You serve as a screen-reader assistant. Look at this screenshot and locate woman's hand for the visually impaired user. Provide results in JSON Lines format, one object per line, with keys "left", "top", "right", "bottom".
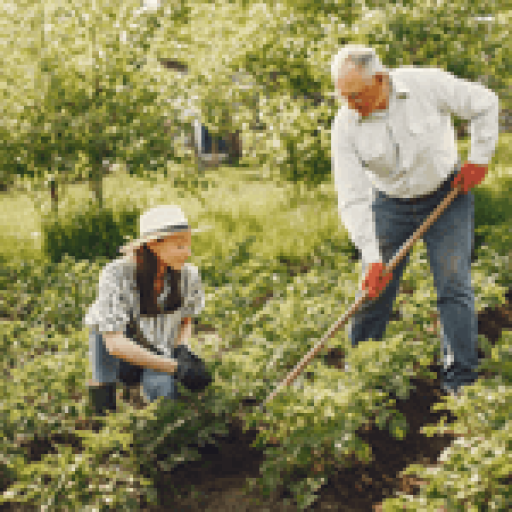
{"left": 176, "top": 317, "right": 193, "bottom": 347}
{"left": 168, "top": 358, "right": 179, "bottom": 374}
{"left": 167, "top": 318, "right": 193, "bottom": 374}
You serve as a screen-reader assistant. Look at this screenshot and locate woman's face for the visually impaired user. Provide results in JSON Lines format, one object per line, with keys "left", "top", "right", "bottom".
{"left": 147, "top": 230, "right": 192, "bottom": 272}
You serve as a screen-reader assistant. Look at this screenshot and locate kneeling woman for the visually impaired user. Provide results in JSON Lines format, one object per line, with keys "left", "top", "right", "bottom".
{"left": 84, "top": 205, "right": 206, "bottom": 416}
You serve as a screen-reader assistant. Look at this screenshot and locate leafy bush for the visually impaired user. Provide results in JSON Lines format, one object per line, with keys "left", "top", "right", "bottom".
{"left": 39, "top": 197, "right": 141, "bottom": 265}
{"left": 1, "top": 148, "right": 510, "bottom": 511}
{"left": 382, "top": 331, "right": 512, "bottom": 511}
{"left": 241, "top": 94, "right": 333, "bottom": 186}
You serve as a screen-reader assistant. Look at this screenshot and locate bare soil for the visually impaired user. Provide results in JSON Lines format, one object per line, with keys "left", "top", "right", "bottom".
{"left": 2, "top": 284, "right": 510, "bottom": 512}
{"left": 135, "top": 286, "right": 512, "bottom": 512}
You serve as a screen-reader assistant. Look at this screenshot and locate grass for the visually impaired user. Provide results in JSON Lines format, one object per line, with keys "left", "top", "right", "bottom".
{"left": 0, "top": 163, "right": 345, "bottom": 270}
{"left": 0, "top": 133, "right": 510, "bottom": 512}
{"left": 0, "top": 133, "right": 510, "bottom": 268}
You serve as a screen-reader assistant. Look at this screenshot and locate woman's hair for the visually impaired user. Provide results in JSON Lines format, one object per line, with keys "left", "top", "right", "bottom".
{"left": 331, "top": 44, "right": 387, "bottom": 94}
{"left": 133, "top": 242, "right": 183, "bottom": 316}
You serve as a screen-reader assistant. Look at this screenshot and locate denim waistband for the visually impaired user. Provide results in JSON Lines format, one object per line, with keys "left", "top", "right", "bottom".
{"left": 396, "top": 161, "right": 461, "bottom": 205}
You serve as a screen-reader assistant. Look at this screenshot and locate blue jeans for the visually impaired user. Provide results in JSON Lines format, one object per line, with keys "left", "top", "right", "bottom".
{"left": 348, "top": 161, "right": 479, "bottom": 393}
{"left": 88, "top": 327, "right": 179, "bottom": 403}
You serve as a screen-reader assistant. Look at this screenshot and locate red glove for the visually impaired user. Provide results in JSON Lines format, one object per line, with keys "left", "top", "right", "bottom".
{"left": 362, "top": 262, "right": 393, "bottom": 300}
{"left": 451, "top": 162, "right": 488, "bottom": 194}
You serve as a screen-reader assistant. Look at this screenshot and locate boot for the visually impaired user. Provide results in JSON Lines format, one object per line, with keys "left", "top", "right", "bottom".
{"left": 88, "top": 382, "right": 117, "bottom": 418}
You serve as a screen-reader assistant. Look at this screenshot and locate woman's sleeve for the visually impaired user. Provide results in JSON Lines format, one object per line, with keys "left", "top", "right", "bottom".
{"left": 87, "top": 262, "right": 131, "bottom": 333}
{"left": 181, "top": 265, "right": 205, "bottom": 317}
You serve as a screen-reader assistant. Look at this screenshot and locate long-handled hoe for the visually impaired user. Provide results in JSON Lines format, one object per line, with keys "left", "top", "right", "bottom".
{"left": 245, "top": 184, "right": 463, "bottom": 415}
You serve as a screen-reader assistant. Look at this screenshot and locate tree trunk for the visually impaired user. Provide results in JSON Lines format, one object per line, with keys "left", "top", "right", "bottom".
{"left": 192, "top": 126, "right": 205, "bottom": 175}
{"left": 212, "top": 138, "right": 219, "bottom": 167}
{"left": 50, "top": 177, "right": 58, "bottom": 214}
{"left": 228, "top": 130, "right": 241, "bottom": 164}
{"left": 89, "top": 164, "right": 104, "bottom": 211}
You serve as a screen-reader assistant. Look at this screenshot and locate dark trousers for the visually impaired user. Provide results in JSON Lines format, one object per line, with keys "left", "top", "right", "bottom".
{"left": 348, "top": 161, "right": 479, "bottom": 393}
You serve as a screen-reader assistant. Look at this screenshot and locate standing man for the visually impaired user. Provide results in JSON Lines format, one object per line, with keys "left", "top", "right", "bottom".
{"left": 330, "top": 44, "right": 499, "bottom": 396}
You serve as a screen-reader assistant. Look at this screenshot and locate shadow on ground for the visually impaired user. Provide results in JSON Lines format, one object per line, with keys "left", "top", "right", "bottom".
{"left": 135, "top": 287, "right": 511, "bottom": 512}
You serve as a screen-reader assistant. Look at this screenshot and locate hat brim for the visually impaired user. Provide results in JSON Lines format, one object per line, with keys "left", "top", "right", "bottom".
{"left": 118, "top": 226, "right": 211, "bottom": 255}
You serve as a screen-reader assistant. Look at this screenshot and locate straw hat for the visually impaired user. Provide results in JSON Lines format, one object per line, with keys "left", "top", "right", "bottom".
{"left": 118, "top": 205, "right": 207, "bottom": 255}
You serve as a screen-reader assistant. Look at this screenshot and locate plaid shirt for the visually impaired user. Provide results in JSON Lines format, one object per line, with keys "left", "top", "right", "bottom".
{"left": 84, "top": 256, "right": 205, "bottom": 357}
{"left": 331, "top": 65, "right": 499, "bottom": 264}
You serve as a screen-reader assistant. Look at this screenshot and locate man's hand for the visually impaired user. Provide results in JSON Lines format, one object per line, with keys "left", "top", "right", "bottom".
{"left": 362, "top": 261, "right": 393, "bottom": 300}
{"left": 451, "top": 162, "right": 488, "bottom": 194}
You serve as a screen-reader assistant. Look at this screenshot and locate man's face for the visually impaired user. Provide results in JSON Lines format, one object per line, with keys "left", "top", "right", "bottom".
{"left": 336, "top": 66, "right": 389, "bottom": 118}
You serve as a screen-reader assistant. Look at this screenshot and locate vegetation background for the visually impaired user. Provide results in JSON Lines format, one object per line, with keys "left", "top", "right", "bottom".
{"left": 0, "top": 0, "right": 510, "bottom": 510}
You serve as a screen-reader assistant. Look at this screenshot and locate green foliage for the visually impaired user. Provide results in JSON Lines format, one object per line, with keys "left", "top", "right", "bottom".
{"left": 241, "top": 94, "right": 333, "bottom": 185}
{"left": 0, "top": 0, "right": 510, "bottom": 508}
{"left": 474, "top": 185, "right": 512, "bottom": 231}
{"left": 1, "top": 162, "right": 511, "bottom": 509}
{"left": 1, "top": 0, "right": 509, "bottom": 195}
{"left": 39, "top": 197, "right": 141, "bottom": 264}
{"left": 2, "top": 430, "right": 157, "bottom": 511}
{"left": 0, "top": 0, "right": 192, "bottom": 203}
{"left": 382, "top": 330, "right": 512, "bottom": 511}
{"left": 0, "top": 254, "right": 108, "bottom": 334}
{"left": 161, "top": 0, "right": 510, "bottom": 186}
{"left": 360, "top": 0, "right": 509, "bottom": 103}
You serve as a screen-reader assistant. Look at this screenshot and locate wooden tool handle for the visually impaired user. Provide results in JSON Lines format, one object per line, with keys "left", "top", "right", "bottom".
{"left": 260, "top": 184, "right": 462, "bottom": 408}
{"left": 383, "top": 186, "right": 461, "bottom": 276}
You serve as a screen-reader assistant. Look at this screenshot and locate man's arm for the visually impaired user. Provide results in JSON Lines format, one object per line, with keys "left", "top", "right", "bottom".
{"left": 331, "top": 114, "right": 382, "bottom": 264}
{"left": 428, "top": 68, "right": 500, "bottom": 166}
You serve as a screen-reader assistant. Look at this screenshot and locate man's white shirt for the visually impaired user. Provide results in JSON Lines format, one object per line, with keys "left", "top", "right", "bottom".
{"left": 330, "top": 66, "right": 499, "bottom": 264}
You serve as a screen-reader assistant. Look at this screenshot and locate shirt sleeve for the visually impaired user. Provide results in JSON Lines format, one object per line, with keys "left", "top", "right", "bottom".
{"left": 428, "top": 68, "right": 500, "bottom": 165}
{"left": 331, "top": 114, "right": 382, "bottom": 264}
{"left": 85, "top": 262, "right": 131, "bottom": 334}
{"left": 181, "top": 264, "right": 205, "bottom": 317}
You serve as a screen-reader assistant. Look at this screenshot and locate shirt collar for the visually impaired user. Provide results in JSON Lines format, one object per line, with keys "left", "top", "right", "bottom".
{"left": 355, "top": 71, "right": 410, "bottom": 124}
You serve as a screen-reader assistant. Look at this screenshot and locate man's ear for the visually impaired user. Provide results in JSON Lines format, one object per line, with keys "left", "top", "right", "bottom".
{"left": 375, "top": 72, "right": 385, "bottom": 84}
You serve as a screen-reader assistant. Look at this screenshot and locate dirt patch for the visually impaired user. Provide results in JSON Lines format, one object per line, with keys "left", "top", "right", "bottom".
{"left": 477, "top": 286, "right": 512, "bottom": 343}
{"left": 132, "top": 363, "right": 464, "bottom": 512}
{"left": 3, "top": 281, "right": 510, "bottom": 512}
{"left": 134, "top": 287, "right": 510, "bottom": 512}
